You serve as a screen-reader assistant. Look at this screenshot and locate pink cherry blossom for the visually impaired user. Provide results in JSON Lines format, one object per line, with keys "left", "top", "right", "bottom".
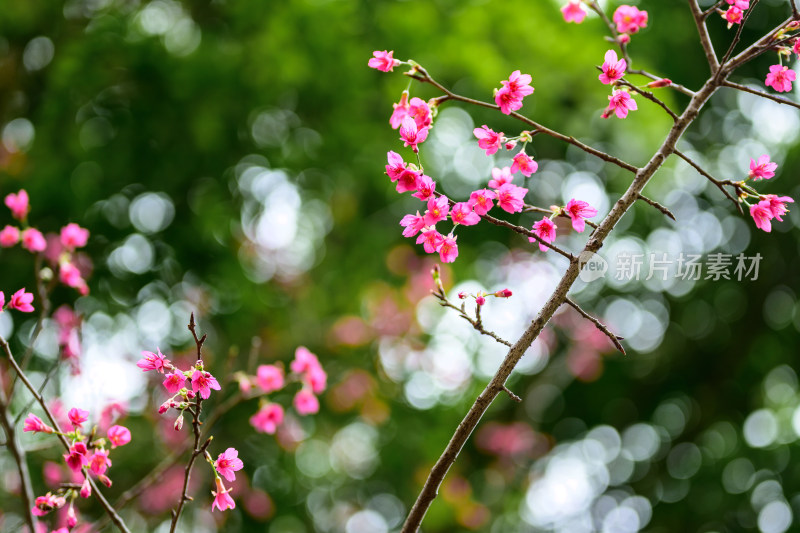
{"left": 502, "top": 70, "right": 535, "bottom": 97}
{"left": 291, "top": 346, "right": 320, "bottom": 374}
{"left": 0, "top": 225, "right": 19, "bottom": 247}
{"left": 565, "top": 199, "right": 598, "bottom": 232}
{"left": 23, "top": 413, "right": 54, "bottom": 433}
{"left": 68, "top": 407, "right": 89, "bottom": 429}
{"left": 368, "top": 50, "right": 400, "bottom": 72}
{"left": 411, "top": 174, "right": 436, "bottom": 201}
{"left": 137, "top": 348, "right": 170, "bottom": 373}
{"left": 496, "top": 183, "right": 528, "bottom": 213}
{"left": 613, "top": 5, "right": 648, "bottom": 34}
{"left": 561, "top": 0, "right": 587, "bottom": 23}
{"left": 438, "top": 234, "right": 459, "bottom": 263}
{"left": 726, "top": 0, "right": 750, "bottom": 7}
{"left": 256, "top": 364, "right": 284, "bottom": 393}
{"left": 511, "top": 151, "right": 538, "bottom": 176}
{"left": 306, "top": 365, "right": 327, "bottom": 394}
{"left": 602, "top": 90, "right": 638, "bottom": 119}
{"left": 63, "top": 441, "right": 90, "bottom": 472}
{"left": 8, "top": 288, "right": 34, "bottom": 312}
{"left": 191, "top": 370, "right": 221, "bottom": 399}
{"left": 763, "top": 194, "right": 794, "bottom": 222}
{"left": 212, "top": 477, "right": 236, "bottom": 512}
{"left": 473, "top": 125, "right": 504, "bottom": 155}
{"left": 794, "top": 37, "right": 800, "bottom": 56}
{"left": 294, "top": 389, "right": 320, "bottom": 415}
{"left": 395, "top": 168, "right": 420, "bottom": 194}
{"left": 32, "top": 493, "right": 66, "bottom": 516}
{"left": 162, "top": 372, "right": 187, "bottom": 394}
{"left": 90, "top": 449, "right": 111, "bottom": 476}
{"left": 416, "top": 228, "right": 445, "bottom": 254}
{"left": 599, "top": 50, "right": 627, "bottom": 85}
{"left": 476, "top": 295, "right": 486, "bottom": 306}
{"left": 749, "top": 154, "right": 778, "bottom": 180}
{"left": 21, "top": 227, "right": 46, "bottom": 253}
{"left": 60, "top": 223, "right": 89, "bottom": 249}
{"left": 468, "top": 189, "right": 496, "bottom": 216}
{"left": 59, "top": 261, "right": 88, "bottom": 293}
{"left": 250, "top": 403, "right": 284, "bottom": 434}
{"left": 423, "top": 196, "right": 450, "bottom": 226}
{"left": 215, "top": 448, "right": 244, "bottom": 482}
{"left": 399, "top": 116, "right": 429, "bottom": 153}
{"left": 67, "top": 504, "right": 78, "bottom": 528}
{"left": 385, "top": 151, "right": 407, "bottom": 181}
{"left": 450, "top": 202, "right": 481, "bottom": 226}
{"left": 766, "top": 64, "right": 796, "bottom": 92}
{"left": 495, "top": 288, "right": 513, "bottom": 298}
{"left": 80, "top": 477, "right": 91, "bottom": 498}
{"left": 107, "top": 425, "right": 131, "bottom": 448}
{"left": 489, "top": 167, "right": 513, "bottom": 189}
{"left": 750, "top": 200, "right": 774, "bottom": 232}
{"left": 723, "top": 7, "right": 743, "bottom": 25}
{"left": 4, "top": 189, "right": 29, "bottom": 220}
{"left": 390, "top": 92, "right": 410, "bottom": 129}
{"left": 495, "top": 87, "right": 523, "bottom": 115}
{"left": 409, "top": 97, "right": 432, "bottom": 130}
{"left": 400, "top": 212, "right": 426, "bottom": 237}
{"left": 531, "top": 217, "right": 557, "bottom": 252}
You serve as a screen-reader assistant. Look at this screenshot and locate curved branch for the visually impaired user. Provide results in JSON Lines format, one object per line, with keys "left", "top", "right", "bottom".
{"left": 719, "top": 0, "right": 761, "bottom": 69}
{"left": 722, "top": 80, "right": 800, "bottom": 111}
{"left": 637, "top": 193, "right": 677, "bottom": 221}
{"left": 564, "top": 297, "right": 625, "bottom": 355}
{"left": 673, "top": 149, "right": 743, "bottom": 214}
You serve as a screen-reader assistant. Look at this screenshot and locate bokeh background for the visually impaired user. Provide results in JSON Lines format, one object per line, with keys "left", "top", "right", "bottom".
{"left": 1, "top": 0, "right": 800, "bottom": 532}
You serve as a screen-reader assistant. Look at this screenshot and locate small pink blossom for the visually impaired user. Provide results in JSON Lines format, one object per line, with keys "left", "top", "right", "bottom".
{"left": 613, "top": 5, "right": 648, "bottom": 34}
{"left": 291, "top": 346, "right": 320, "bottom": 374}
{"left": 511, "top": 151, "right": 538, "bottom": 176}
{"left": 438, "top": 234, "right": 459, "bottom": 263}
{"left": 495, "top": 288, "right": 513, "bottom": 298}
{"left": 395, "top": 168, "right": 420, "bottom": 194}
{"left": 107, "top": 425, "right": 131, "bottom": 448}
{"left": 0, "top": 225, "right": 19, "bottom": 247}
{"left": 561, "top": 0, "right": 587, "bottom": 23}
{"left": 726, "top": 0, "right": 750, "bottom": 7}
{"left": 21, "top": 227, "right": 46, "bottom": 253}
{"left": 473, "top": 125, "right": 504, "bottom": 155}
{"left": 476, "top": 295, "right": 486, "bottom": 306}
{"left": 23, "top": 413, "right": 54, "bottom": 433}
{"left": 8, "top": 288, "right": 34, "bottom": 312}
{"left": 495, "top": 87, "right": 523, "bottom": 115}
{"left": 411, "top": 174, "right": 436, "bottom": 201}
{"left": 450, "top": 202, "right": 481, "bottom": 226}
{"left": 60, "top": 223, "right": 89, "bottom": 250}
{"left": 32, "top": 493, "right": 66, "bottom": 516}
{"left": 63, "top": 441, "right": 89, "bottom": 472}
{"left": 565, "top": 199, "right": 598, "bottom": 232}
{"left": 191, "top": 370, "right": 221, "bottom": 399}
{"left": 400, "top": 212, "right": 426, "bottom": 237}
{"left": 502, "top": 70, "right": 535, "bottom": 97}
{"left": 59, "top": 261, "right": 88, "bottom": 293}
{"left": 409, "top": 97, "right": 432, "bottom": 130}
{"left": 211, "top": 477, "right": 236, "bottom": 512}
{"left": 68, "top": 407, "right": 89, "bottom": 429}
{"left": 602, "top": 90, "right": 638, "bottom": 119}
{"left": 399, "top": 116, "right": 429, "bottom": 153}
{"left": 294, "top": 389, "right": 320, "bottom": 415}
{"left": 250, "top": 403, "right": 284, "bottom": 434}
{"left": 215, "top": 448, "right": 244, "bottom": 482}
{"left": 531, "top": 217, "right": 557, "bottom": 252}
{"left": 416, "top": 228, "right": 445, "bottom": 254}
{"left": 496, "top": 183, "right": 528, "bottom": 213}
{"left": 385, "top": 151, "right": 407, "bottom": 181}
{"left": 4, "top": 189, "right": 29, "bottom": 220}
{"left": 723, "top": 7, "right": 743, "bottom": 26}
{"left": 763, "top": 194, "right": 794, "bottom": 222}
{"left": 389, "top": 92, "right": 410, "bottom": 129}
{"left": 599, "top": 50, "right": 627, "bottom": 85}
{"left": 90, "top": 449, "right": 111, "bottom": 476}
{"left": 256, "top": 364, "right": 284, "bottom": 393}
{"left": 750, "top": 200, "right": 774, "bottom": 232}
{"left": 368, "top": 50, "right": 400, "bottom": 72}
{"left": 162, "top": 372, "right": 187, "bottom": 394}
{"left": 306, "top": 365, "right": 327, "bottom": 394}
{"left": 489, "top": 167, "right": 513, "bottom": 189}
{"left": 137, "top": 349, "right": 170, "bottom": 373}
{"left": 765, "top": 64, "right": 796, "bottom": 92}
{"left": 468, "top": 189, "right": 496, "bottom": 216}
{"left": 80, "top": 477, "right": 91, "bottom": 498}
{"left": 423, "top": 196, "right": 450, "bottom": 226}
{"left": 749, "top": 154, "right": 778, "bottom": 180}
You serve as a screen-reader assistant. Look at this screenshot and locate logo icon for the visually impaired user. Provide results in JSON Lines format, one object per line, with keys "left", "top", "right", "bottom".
{"left": 577, "top": 251, "right": 608, "bottom": 282}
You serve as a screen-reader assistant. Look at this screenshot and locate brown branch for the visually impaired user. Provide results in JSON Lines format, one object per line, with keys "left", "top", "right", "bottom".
{"left": 719, "top": 0, "right": 761, "bottom": 69}
{"left": 15, "top": 358, "right": 61, "bottom": 426}
{"left": 722, "top": 80, "right": 800, "bottom": 111}
{"left": 0, "top": 383, "right": 37, "bottom": 532}
{"left": 637, "top": 193, "right": 676, "bottom": 221}
{"left": 617, "top": 79, "right": 680, "bottom": 121}
{"left": 702, "top": 1, "right": 727, "bottom": 19}
{"left": 564, "top": 298, "right": 626, "bottom": 355}
{"left": 501, "top": 386, "right": 522, "bottom": 403}
{"left": 431, "top": 280, "right": 512, "bottom": 348}
{"left": 673, "top": 149, "right": 743, "bottom": 213}
{"left": 523, "top": 204, "right": 600, "bottom": 230}
{"left": 725, "top": 17, "right": 795, "bottom": 72}
{"left": 627, "top": 69, "right": 696, "bottom": 97}
{"left": 689, "top": 0, "right": 720, "bottom": 72}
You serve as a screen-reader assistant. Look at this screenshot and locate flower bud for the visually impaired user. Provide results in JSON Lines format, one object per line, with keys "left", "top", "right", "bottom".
{"left": 67, "top": 504, "right": 78, "bottom": 528}
{"left": 495, "top": 288, "right": 513, "bottom": 298}
{"left": 788, "top": 21, "right": 800, "bottom": 30}
{"left": 98, "top": 474, "right": 113, "bottom": 488}
{"left": 174, "top": 414, "right": 184, "bottom": 431}
{"left": 158, "top": 400, "right": 171, "bottom": 414}
{"left": 504, "top": 140, "right": 517, "bottom": 150}
{"left": 646, "top": 78, "right": 672, "bottom": 88}
{"left": 80, "top": 478, "right": 91, "bottom": 498}
{"left": 185, "top": 390, "right": 196, "bottom": 399}
{"left": 458, "top": 291, "right": 467, "bottom": 299}
{"left": 476, "top": 295, "right": 486, "bottom": 306}
{"left": 617, "top": 33, "right": 631, "bottom": 44}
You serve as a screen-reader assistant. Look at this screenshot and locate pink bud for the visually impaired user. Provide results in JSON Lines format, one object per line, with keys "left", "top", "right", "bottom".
{"left": 174, "top": 414, "right": 184, "bottom": 431}
{"left": 495, "top": 288, "right": 513, "bottom": 298}
{"left": 67, "top": 504, "right": 78, "bottom": 528}
{"left": 158, "top": 401, "right": 171, "bottom": 414}
{"left": 788, "top": 21, "right": 800, "bottom": 29}
{"left": 458, "top": 291, "right": 467, "bottom": 299}
{"left": 98, "top": 474, "right": 113, "bottom": 487}
{"left": 646, "top": 78, "right": 672, "bottom": 88}
{"left": 504, "top": 140, "right": 517, "bottom": 150}
{"left": 617, "top": 33, "right": 631, "bottom": 44}
{"left": 476, "top": 296, "right": 486, "bottom": 306}
{"left": 185, "top": 390, "right": 196, "bottom": 399}
{"left": 80, "top": 478, "right": 91, "bottom": 498}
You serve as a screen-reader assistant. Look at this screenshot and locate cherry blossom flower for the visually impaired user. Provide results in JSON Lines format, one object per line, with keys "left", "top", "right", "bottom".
{"left": 765, "top": 64, "right": 796, "bottom": 92}
{"left": 726, "top": 0, "right": 750, "bottom": 7}
{"left": 400, "top": 212, "right": 426, "bottom": 237}
{"left": 21, "top": 227, "right": 46, "bottom": 253}
{"left": 291, "top": 347, "right": 320, "bottom": 374}
{"left": 59, "top": 261, "right": 88, "bottom": 294}
{"left": 749, "top": 154, "right": 778, "bottom": 180}
{"left": 411, "top": 174, "right": 436, "bottom": 201}
{"left": 137, "top": 349, "right": 170, "bottom": 373}
{"left": 23, "top": 413, "right": 54, "bottom": 433}
{"left": 399, "top": 116, "right": 429, "bottom": 152}
{"left": 307, "top": 365, "right": 327, "bottom": 394}
{"left": 750, "top": 200, "right": 774, "bottom": 232}
{"left": 613, "top": 5, "right": 648, "bottom": 34}
{"left": 390, "top": 91, "right": 410, "bottom": 129}
{"left": 294, "top": 389, "right": 320, "bottom": 415}
{"left": 256, "top": 364, "right": 284, "bottom": 393}
{"left": 395, "top": 168, "right": 420, "bottom": 194}
{"left": 764, "top": 194, "right": 794, "bottom": 222}
{"left": 496, "top": 183, "right": 528, "bottom": 213}
{"left": 531, "top": 217, "right": 557, "bottom": 252}
{"left": 468, "top": 189, "right": 496, "bottom": 216}
{"left": 495, "top": 288, "right": 513, "bottom": 298}
{"left": 473, "top": 125, "right": 504, "bottom": 155}
{"left": 80, "top": 477, "right": 91, "bottom": 498}
{"left": 416, "top": 228, "right": 445, "bottom": 254}
{"left": 450, "top": 202, "right": 481, "bottom": 226}
{"left": 32, "top": 493, "right": 66, "bottom": 516}
{"left": 488, "top": 167, "right": 513, "bottom": 189}
{"left": 723, "top": 6, "right": 743, "bottom": 26}
{"left": 0, "top": 225, "right": 19, "bottom": 247}
{"left": 368, "top": 50, "right": 400, "bottom": 72}
{"left": 599, "top": 50, "right": 627, "bottom": 85}
{"left": 250, "top": 403, "right": 284, "bottom": 434}
{"left": 211, "top": 477, "right": 236, "bottom": 512}
{"left": 162, "top": 372, "right": 187, "bottom": 394}
{"left": 511, "top": 151, "right": 538, "bottom": 176}
{"left": 423, "top": 196, "right": 450, "bottom": 226}
{"left": 561, "top": 0, "right": 587, "bottom": 23}
{"left": 4, "top": 190, "right": 29, "bottom": 220}
{"left": 385, "top": 151, "right": 407, "bottom": 181}
{"left": 68, "top": 407, "right": 89, "bottom": 429}
{"left": 409, "top": 97, "right": 432, "bottom": 130}
{"left": 60, "top": 223, "right": 89, "bottom": 249}
{"left": 191, "top": 370, "right": 221, "bottom": 399}
{"left": 602, "top": 90, "right": 638, "bottom": 119}
{"left": 214, "top": 448, "right": 244, "bottom": 482}
{"left": 107, "top": 425, "right": 131, "bottom": 448}
{"left": 495, "top": 70, "right": 534, "bottom": 115}
{"left": 90, "top": 449, "right": 111, "bottom": 476}
{"left": 8, "top": 288, "right": 34, "bottom": 312}
{"left": 438, "top": 234, "right": 459, "bottom": 263}
{"left": 63, "top": 442, "right": 90, "bottom": 472}
{"left": 565, "top": 199, "right": 598, "bottom": 232}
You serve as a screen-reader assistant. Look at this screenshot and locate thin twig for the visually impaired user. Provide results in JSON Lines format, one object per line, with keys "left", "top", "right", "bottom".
{"left": 627, "top": 69, "right": 696, "bottom": 97}
{"left": 564, "top": 298, "right": 626, "bottom": 355}
{"left": 501, "top": 386, "right": 522, "bottom": 403}
{"left": 689, "top": 0, "right": 721, "bottom": 72}
{"left": 725, "top": 17, "right": 795, "bottom": 72}
{"left": 431, "top": 283, "right": 512, "bottom": 348}
{"left": 522, "top": 204, "right": 600, "bottom": 230}
{"left": 722, "top": 80, "right": 800, "bottom": 111}
{"left": 637, "top": 193, "right": 677, "bottom": 221}
{"left": 792, "top": 0, "right": 800, "bottom": 20}
{"left": 15, "top": 358, "right": 61, "bottom": 426}
{"left": 617, "top": 80, "right": 680, "bottom": 121}
{"left": 719, "top": 0, "right": 760, "bottom": 70}
{"left": 702, "top": 0, "right": 727, "bottom": 19}
{"left": 673, "top": 149, "right": 743, "bottom": 213}
{"left": 0, "top": 384, "right": 37, "bottom": 532}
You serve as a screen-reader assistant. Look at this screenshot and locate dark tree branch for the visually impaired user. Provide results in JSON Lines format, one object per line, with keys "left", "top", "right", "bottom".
{"left": 689, "top": 0, "right": 721, "bottom": 72}
{"left": 719, "top": 0, "right": 760, "bottom": 69}
{"left": 0, "top": 383, "right": 36, "bottom": 532}
{"left": 673, "top": 149, "right": 743, "bottom": 213}
{"left": 722, "top": 80, "right": 800, "bottom": 111}
{"left": 563, "top": 298, "right": 626, "bottom": 355}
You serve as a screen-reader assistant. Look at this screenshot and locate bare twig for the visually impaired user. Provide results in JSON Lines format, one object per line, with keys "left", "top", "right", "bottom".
{"left": 501, "top": 386, "right": 522, "bottom": 403}
{"left": 725, "top": 17, "right": 795, "bottom": 73}
{"left": 673, "top": 149, "right": 743, "bottom": 213}
{"left": 719, "top": 0, "right": 760, "bottom": 69}
{"left": 0, "top": 384, "right": 37, "bottom": 532}
{"left": 637, "top": 193, "right": 677, "bottom": 221}
{"left": 689, "top": 0, "right": 720, "bottom": 72}
{"left": 563, "top": 298, "right": 626, "bottom": 355}
{"left": 431, "top": 281, "right": 512, "bottom": 348}
{"left": 15, "top": 358, "right": 61, "bottom": 426}
{"left": 627, "top": 69, "right": 696, "bottom": 97}
{"left": 702, "top": 1, "right": 727, "bottom": 19}
{"left": 617, "top": 80, "right": 680, "bottom": 121}
{"left": 722, "top": 80, "right": 800, "bottom": 111}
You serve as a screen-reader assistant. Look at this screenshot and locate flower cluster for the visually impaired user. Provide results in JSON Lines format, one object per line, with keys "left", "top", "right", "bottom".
{"left": 530, "top": 199, "right": 598, "bottom": 252}
{"left": 458, "top": 287, "right": 513, "bottom": 307}
{"left": 494, "top": 70, "right": 535, "bottom": 115}
{"left": 729, "top": 154, "right": 796, "bottom": 232}
{"left": 207, "top": 447, "right": 244, "bottom": 512}
{"left": 721, "top": 0, "right": 750, "bottom": 27}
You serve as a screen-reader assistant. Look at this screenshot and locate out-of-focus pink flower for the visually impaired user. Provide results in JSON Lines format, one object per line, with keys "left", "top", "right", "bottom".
{"left": 613, "top": 5, "right": 648, "bottom": 33}
{"left": 389, "top": 91, "right": 410, "bottom": 129}
{"left": 489, "top": 167, "right": 513, "bottom": 189}
{"left": 215, "top": 448, "right": 244, "bottom": 482}
{"left": 293, "top": 389, "right": 320, "bottom": 415}
{"left": 438, "top": 234, "right": 458, "bottom": 263}
{"left": 162, "top": 372, "right": 187, "bottom": 394}
{"left": 423, "top": 196, "right": 450, "bottom": 227}
{"left": 291, "top": 347, "right": 320, "bottom": 374}
{"left": 750, "top": 200, "right": 774, "bottom": 232}
{"left": 98, "top": 401, "right": 126, "bottom": 431}
{"left": 68, "top": 407, "right": 89, "bottom": 429}
{"left": 60, "top": 223, "right": 89, "bottom": 250}
{"left": 250, "top": 403, "right": 284, "bottom": 434}
{"left": 31, "top": 493, "right": 66, "bottom": 516}
{"left": 723, "top": 6, "right": 743, "bottom": 26}
{"left": 8, "top": 288, "right": 34, "bottom": 312}
{"left": 80, "top": 477, "right": 91, "bottom": 498}
{"left": 400, "top": 212, "right": 426, "bottom": 238}
{"left": 496, "top": 183, "right": 528, "bottom": 213}
{"left": 191, "top": 370, "right": 221, "bottom": 399}
{"left": 468, "top": 189, "right": 496, "bottom": 216}
{"left": 399, "top": 116, "right": 429, "bottom": 153}
{"left": 107, "top": 425, "right": 131, "bottom": 448}
{"left": 561, "top": 0, "right": 587, "bottom": 23}
{"left": 766, "top": 65, "right": 796, "bottom": 92}
{"left": 59, "top": 261, "right": 88, "bottom": 293}
{"left": 4, "top": 189, "right": 29, "bottom": 220}
{"left": 473, "top": 125, "right": 504, "bottom": 155}
{"left": 602, "top": 90, "right": 638, "bottom": 119}
{"left": 90, "top": 449, "right": 111, "bottom": 476}
{"left": 67, "top": 504, "right": 78, "bottom": 528}
{"left": 24, "top": 413, "right": 54, "bottom": 433}
{"left": 21, "top": 228, "right": 46, "bottom": 253}
{"left": 306, "top": 365, "right": 327, "bottom": 394}
{"left": 411, "top": 174, "right": 436, "bottom": 201}
{"left": 450, "top": 202, "right": 481, "bottom": 226}
{"left": 565, "top": 199, "right": 598, "bottom": 232}
{"left": 368, "top": 50, "right": 400, "bottom": 72}
{"left": 763, "top": 194, "right": 794, "bottom": 222}
{"left": 599, "top": 50, "right": 627, "bottom": 85}
{"left": 0, "top": 225, "right": 19, "bottom": 247}
{"left": 511, "top": 151, "right": 538, "bottom": 176}
{"left": 726, "top": 0, "right": 750, "bottom": 8}
{"left": 211, "top": 477, "right": 236, "bottom": 512}
{"left": 63, "top": 441, "right": 89, "bottom": 472}
{"left": 416, "top": 228, "right": 445, "bottom": 254}
{"left": 531, "top": 217, "right": 557, "bottom": 252}
{"left": 749, "top": 154, "right": 778, "bottom": 180}
{"left": 137, "top": 349, "right": 170, "bottom": 373}
{"left": 256, "top": 365, "right": 284, "bottom": 393}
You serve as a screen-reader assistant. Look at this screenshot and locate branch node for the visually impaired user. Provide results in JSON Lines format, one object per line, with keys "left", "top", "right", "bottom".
{"left": 502, "top": 386, "right": 522, "bottom": 403}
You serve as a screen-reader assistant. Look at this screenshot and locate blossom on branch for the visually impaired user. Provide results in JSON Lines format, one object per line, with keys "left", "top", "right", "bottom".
{"left": 561, "top": 1, "right": 587, "bottom": 23}
{"left": 23, "top": 413, "right": 54, "bottom": 433}
{"left": 8, "top": 288, "right": 34, "bottom": 312}
{"left": 214, "top": 448, "right": 244, "bottom": 482}
{"left": 450, "top": 202, "right": 481, "bottom": 226}
{"left": 749, "top": 154, "right": 778, "bottom": 180}
{"left": 531, "top": 217, "right": 557, "bottom": 252}
{"left": 511, "top": 151, "right": 538, "bottom": 176}
{"left": 565, "top": 199, "right": 598, "bottom": 232}
{"left": 368, "top": 50, "right": 400, "bottom": 72}
{"left": 107, "top": 425, "right": 131, "bottom": 448}
{"left": 599, "top": 50, "right": 627, "bottom": 85}
{"left": 613, "top": 5, "right": 648, "bottom": 34}
{"left": 473, "top": 125, "right": 504, "bottom": 155}
{"left": 4, "top": 189, "right": 29, "bottom": 220}
{"left": 191, "top": 370, "right": 221, "bottom": 399}
{"left": 602, "top": 89, "right": 637, "bottom": 119}
{"left": 468, "top": 189, "right": 496, "bottom": 216}
{"left": 399, "top": 116, "right": 429, "bottom": 152}
{"left": 21, "top": 228, "right": 46, "bottom": 253}
{"left": 211, "top": 477, "right": 236, "bottom": 512}
{"left": 495, "top": 70, "right": 534, "bottom": 115}
{"left": 765, "top": 65, "right": 796, "bottom": 92}
{"left": 438, "top": 234, "right": 458, "bottom": 263}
